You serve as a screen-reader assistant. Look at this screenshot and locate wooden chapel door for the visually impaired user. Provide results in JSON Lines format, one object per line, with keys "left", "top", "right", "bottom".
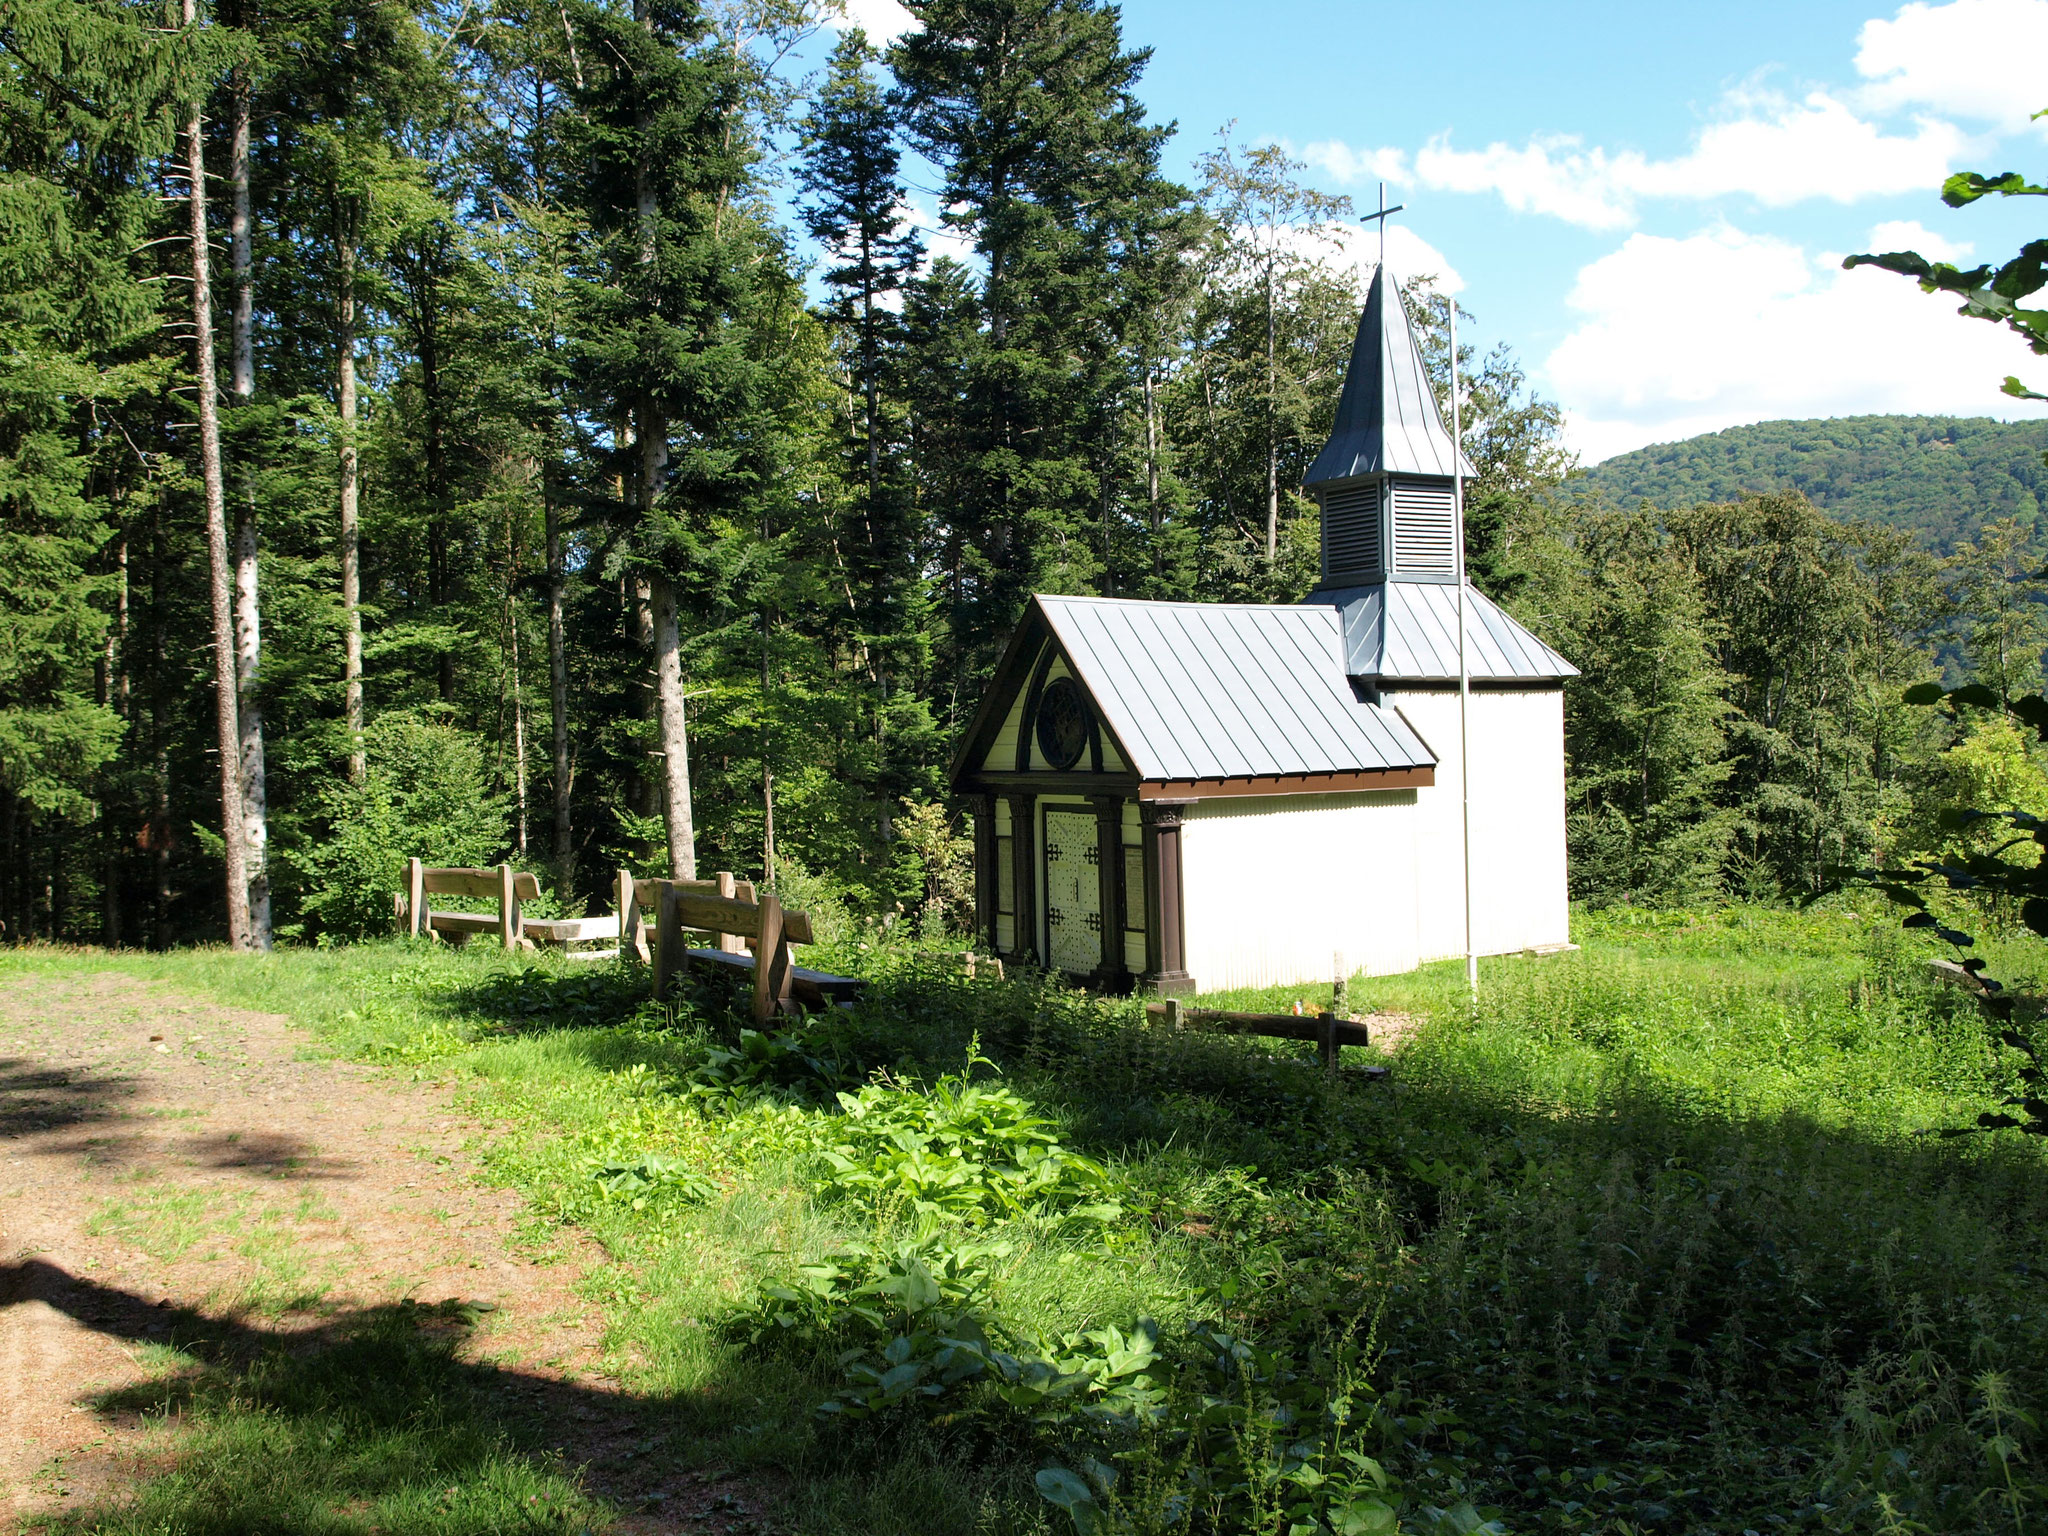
{"left": 1042, "top": 807, "right": 1102, "bottom": 975}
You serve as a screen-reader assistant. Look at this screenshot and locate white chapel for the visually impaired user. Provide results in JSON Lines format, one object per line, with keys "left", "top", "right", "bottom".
{"left": 947, "top": 265, "right": 1577, "bottom": 993}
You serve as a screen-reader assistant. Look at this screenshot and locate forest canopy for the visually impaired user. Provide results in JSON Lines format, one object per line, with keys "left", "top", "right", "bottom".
{"left": 3, "top": 0, "right": 2046, "bottom": 947}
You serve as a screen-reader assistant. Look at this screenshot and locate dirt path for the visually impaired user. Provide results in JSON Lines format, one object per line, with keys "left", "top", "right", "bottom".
{"left": 0, "top": 966, "right": 759, "bottom": 1533}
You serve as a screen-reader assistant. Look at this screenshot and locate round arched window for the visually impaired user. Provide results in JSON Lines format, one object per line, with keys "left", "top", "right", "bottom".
{"left": 1035, "top": 677, "right": 1091, "bottom": 769}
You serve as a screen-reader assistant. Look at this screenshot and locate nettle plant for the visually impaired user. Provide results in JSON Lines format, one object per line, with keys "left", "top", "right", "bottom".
{"left": 1875, "top": 681, "right": 2048, "bottom": 1138}
{"left": 819, "top": 1057, "right": 1122, "bottom": 1226}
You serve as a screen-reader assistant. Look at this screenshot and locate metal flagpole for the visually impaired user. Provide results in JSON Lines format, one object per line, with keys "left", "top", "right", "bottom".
{"left": 1449, "top": 294, "right": 1477, "bottom": 1001}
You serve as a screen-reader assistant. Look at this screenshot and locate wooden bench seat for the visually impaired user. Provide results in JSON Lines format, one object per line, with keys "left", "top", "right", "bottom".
{"left": 402, "top": 860, "right": 621, "bottom": 957}
{"left": 683, "top": 946, "right": 866, "bottom": 1009}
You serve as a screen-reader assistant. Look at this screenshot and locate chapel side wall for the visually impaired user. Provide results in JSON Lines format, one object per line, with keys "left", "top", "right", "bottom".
{"left": 1392, "top": 688, "right": 1569, "bottom": 959}
{"left": 1178, "top": 791, "right": 1421, "bottom": 993}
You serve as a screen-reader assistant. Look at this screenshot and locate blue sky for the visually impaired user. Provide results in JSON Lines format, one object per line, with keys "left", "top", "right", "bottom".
{"left": 824, "top": 0, "right": 2048, "bottom": 463}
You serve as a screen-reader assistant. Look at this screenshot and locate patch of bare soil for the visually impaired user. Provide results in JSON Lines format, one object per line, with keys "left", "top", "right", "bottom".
{"left": 1358, "top": 1010, "right": 1420, "bottom": 1052}
{"left": 0, "top": 967, "right": 764, "bottom": 1534}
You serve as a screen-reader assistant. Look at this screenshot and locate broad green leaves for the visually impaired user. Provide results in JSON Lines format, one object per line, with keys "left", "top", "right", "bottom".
{"left": 1846, "top": 162, "right": 2048, "bottom": 392}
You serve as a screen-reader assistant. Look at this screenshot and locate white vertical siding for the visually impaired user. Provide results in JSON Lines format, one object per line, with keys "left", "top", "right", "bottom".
{"left": 1178, "top": 791, "right": 1421, "bottom": 992}
{"left": 986, "top": 666, "right": 1031, "bottom": 770}
{"left": 1390, "top": 688, "right": 1568, "bottom": 960}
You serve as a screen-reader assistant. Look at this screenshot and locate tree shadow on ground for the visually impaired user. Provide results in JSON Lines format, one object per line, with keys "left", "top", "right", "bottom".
{"left": 3, "top": 1256, "right": 775, "bottom": 1536}
{"left": 429, "top": 962, "right": 751, "bottom": 1040}
{"left": 0, "top": 1058, "right": 139, "bottom": 1137}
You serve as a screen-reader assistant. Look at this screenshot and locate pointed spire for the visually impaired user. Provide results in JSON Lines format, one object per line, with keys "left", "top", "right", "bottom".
{"left": 1304, "top": 265, "right": 1473, "bottom": 488}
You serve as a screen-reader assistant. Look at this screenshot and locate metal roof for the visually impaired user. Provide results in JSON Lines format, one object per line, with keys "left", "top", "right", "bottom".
{"left": 1303, "top": 265, "right": 1476, "bottom": 487}
{"left": 1036, "top": 595, "right": 1436, "bottom": 781}
{"left": 1321, "top": 581, "right": 1579, "bottom": 681}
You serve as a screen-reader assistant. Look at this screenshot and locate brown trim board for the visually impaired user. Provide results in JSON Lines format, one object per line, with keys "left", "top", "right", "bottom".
{"left": 966, "top": 770, "right": 1140, "bottom": 796}
{"left": 1137, "top": 767, "right": 1432, "bottom": 800}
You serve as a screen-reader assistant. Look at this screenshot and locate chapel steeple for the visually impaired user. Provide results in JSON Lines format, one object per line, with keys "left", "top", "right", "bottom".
{"left": 1303, "top": 265, "right": 1474, "bottom": 589}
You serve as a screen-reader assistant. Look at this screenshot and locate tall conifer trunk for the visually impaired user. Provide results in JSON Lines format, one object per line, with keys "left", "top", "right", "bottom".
{"left": 184, "top": 0, "right": 252, "bottom": 950}
{"left": 544, "top": 484, "right": 573, "bottom": 890}
{"left": 337, "top": 208, "right": 364, "bottom": 781}
{"left": 634, "top": 0, "right": 696, "bottom": 880}
{"left": 227, "top": 47, "right": 270, "bottom": 948}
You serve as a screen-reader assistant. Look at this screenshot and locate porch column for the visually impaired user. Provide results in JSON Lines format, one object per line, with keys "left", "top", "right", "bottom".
{"left": 1005, "top": 792, "right": 1037, "bottom": 964}
{"left": 1090, "top": 793, "right": 1130, "bottom": 992}
{"left": 1140, "top": 799, "right": 1192, "bottom": 996}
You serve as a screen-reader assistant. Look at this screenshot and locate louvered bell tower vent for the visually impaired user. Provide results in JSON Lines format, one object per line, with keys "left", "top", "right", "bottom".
{"left": 1391, "top": 481, "right": 1457, "bottom": 576}
{"left": 1320, "top": 481, "right": 1382, "bottom": 583}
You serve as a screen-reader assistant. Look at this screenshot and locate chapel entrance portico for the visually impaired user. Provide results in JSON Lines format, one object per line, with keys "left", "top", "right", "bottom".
{"left": 979, "top": 787, "right": 1163, "bottom": 994}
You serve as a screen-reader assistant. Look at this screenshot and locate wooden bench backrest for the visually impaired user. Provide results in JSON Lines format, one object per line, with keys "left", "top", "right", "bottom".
{"left": 631, "top": 880, "right": 811, "bottom": 945}
{"left": 630, "top": 875, "right": 755, "bottom": 914}
{"left": 404, "top": 859, "right": 536, "bottom": 952}
{"left": 628, "top": 873, "right": 812, "bottom": 1022}
{"left": 423, "top": 867, "right": 541, "bottom": 902}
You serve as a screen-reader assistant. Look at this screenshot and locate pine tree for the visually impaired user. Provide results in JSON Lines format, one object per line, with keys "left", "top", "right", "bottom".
{"left": 796, "top": 27, "right": 925, "bottom": 837}
{"left": 892, "top": 0, "right": 1182, "bottom": 683}
{"left": 0, "top": 1, "right": 176, "bottom": 940}
{"left": 569, "top": 0, "right": 801, "bottom": 880}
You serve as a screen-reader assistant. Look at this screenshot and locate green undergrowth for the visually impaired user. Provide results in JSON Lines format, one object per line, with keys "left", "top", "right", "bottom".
{"left": 10, "top": 901, "right": 2048, "bottom": 1534}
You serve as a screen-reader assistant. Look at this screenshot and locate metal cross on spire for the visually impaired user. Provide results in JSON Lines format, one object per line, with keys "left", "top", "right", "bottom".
{"left": 1361, "top": 181, "right": 1405, "bottom": 268}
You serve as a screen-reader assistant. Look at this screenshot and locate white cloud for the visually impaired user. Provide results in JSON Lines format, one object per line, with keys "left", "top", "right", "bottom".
{"left": 1407, "top": 134, "right": 1639, "bottom": 230}
{"left": 1300, "top": 140, "right": 1410, "bottom": 187}
{"left": 1334, "top": 222, "right": 1465, "bottom": 295}
{"left": 1865, "top": 218, "right": 1975, "bottom": 262}
{"left": 824, "top": 0, "right": 919, "bottom": 44}
{"left": 1232, "top": 220, "right": 1465, "bottom": 296}
{"left": 1546, "top": 224, "right": 2033, "bottom": 462}
{"left": 1307, "top": 89, "right": 1972, "bottom": 231}
{"left": 1626, "top": 88, "right": 1971, "bottom": 204}
{"left": 1856, "top": 0, "right": 2048, "bottom": 131}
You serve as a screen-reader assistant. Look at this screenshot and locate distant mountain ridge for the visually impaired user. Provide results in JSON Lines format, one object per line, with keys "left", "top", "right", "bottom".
{"left": 1573, "top": 415, "right": 2048, "bottom": 550}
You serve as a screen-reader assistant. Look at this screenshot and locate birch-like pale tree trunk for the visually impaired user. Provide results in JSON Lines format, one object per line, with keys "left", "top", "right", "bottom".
{"left": 228, "top": 53, "right": 270, "bottom": 948}
{"left": 505, "top": 499, "right": 529, "bottom": 855}
{"left": 650, "top": 575, "right": 697, "bottom": 880}
{"left": 184, "top": 0, "right": 252, "bottom": 950}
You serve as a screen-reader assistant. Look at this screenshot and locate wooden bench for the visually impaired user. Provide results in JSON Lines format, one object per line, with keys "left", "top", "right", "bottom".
{"left": 1143, "top": 999, "right": 1389, "bottom": 1079}
{"left": 402, "top": 859, "right": 624, "bottom": 959}
{"left": 399, "top": 860, "right": 865, "bottom": 1022}
{"left": 402, "top": 861, "right": 543, "bottom": 951}
{"left": 625, "top": 876, "right": 864, "bottom": 1023}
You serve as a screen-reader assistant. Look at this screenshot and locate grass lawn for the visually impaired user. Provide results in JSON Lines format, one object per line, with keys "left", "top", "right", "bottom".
{"left": 12, "top": 901, "right": 2048, "bottom": 1535}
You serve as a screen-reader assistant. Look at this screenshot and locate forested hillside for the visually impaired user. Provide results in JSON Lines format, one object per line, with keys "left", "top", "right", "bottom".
{"left": 1576, "top": 413, "right": 2048, "bottom": 548}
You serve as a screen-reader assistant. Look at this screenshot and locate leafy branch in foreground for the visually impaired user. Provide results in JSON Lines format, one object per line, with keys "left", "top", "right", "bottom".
{"left": 1844, "top": 161, "right": 2048, "bottom": 401}
{"left": 1870, "top": 680, "right": 2048, "bottom": 1136}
